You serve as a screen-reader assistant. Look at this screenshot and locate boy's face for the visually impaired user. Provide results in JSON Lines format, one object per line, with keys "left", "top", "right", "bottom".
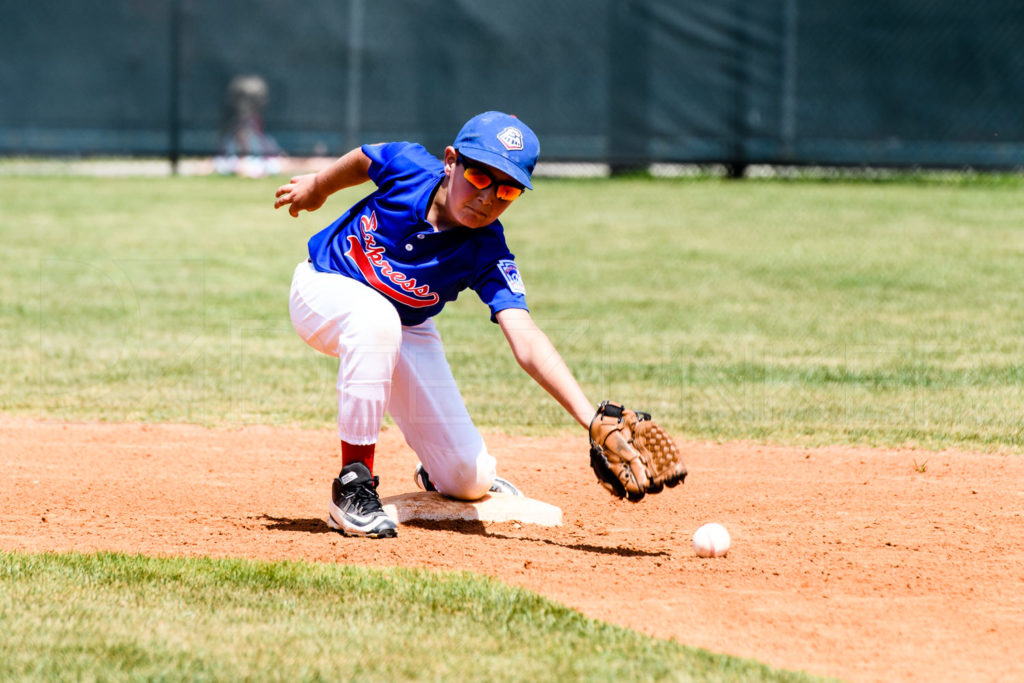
{"left": 441, "top": 146, "right": 523, "bottom": 229}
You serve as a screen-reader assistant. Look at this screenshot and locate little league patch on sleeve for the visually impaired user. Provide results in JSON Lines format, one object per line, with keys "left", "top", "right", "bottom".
{"left": 497, "top": 259, "right": 527, "bottom": 294}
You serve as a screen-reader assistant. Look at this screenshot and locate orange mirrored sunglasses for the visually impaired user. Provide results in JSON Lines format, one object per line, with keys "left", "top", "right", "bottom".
{"left": 459, "top": 157, "right": 524, "bottom": 201}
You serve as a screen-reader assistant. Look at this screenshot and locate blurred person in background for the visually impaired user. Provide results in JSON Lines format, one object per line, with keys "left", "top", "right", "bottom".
{"left": 214, "top": 74, "right": 283, "bottom": 178}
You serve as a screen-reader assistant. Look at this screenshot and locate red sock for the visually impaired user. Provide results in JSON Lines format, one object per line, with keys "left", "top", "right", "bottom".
{"left": 341, "top": 440, "right": 375, "bottom": 474}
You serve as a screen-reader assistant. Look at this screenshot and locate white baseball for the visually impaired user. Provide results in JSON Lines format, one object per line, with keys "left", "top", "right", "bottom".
{"left": 692, "top": 522, "right": 730, "bottom": 558}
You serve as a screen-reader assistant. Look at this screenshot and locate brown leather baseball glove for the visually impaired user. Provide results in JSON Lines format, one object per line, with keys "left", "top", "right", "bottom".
{"left": 588, "top": 400, "right": 687, "bottom": 502}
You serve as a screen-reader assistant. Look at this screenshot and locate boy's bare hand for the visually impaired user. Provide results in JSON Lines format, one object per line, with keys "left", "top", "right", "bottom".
{"left": 274, "top": 174, "right": 326, "bottom": 217}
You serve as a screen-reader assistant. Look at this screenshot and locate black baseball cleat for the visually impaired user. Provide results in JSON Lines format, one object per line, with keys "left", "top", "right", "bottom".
{"left": 413, "top": 463, "right": 522, "bottom": 497}
{"left": 327, "top": 463, "right": 397, "bottom": 538}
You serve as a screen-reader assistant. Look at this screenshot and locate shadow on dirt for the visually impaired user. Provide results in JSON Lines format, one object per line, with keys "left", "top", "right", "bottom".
{"left": 403, "top": 519, "right": 668, "bottom": 557}
{"left": 257, "top": 515, "right": 666, "bottom": 557}
{"left": 259, "top": 515, "right": 333, "bottom": 534}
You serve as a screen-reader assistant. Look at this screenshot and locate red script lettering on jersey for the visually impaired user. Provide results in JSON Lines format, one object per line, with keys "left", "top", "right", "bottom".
{"left": 344, "top": 211, "right": 439, "bottom": 308}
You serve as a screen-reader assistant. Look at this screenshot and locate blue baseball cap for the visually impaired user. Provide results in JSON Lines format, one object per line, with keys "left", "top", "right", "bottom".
{"left": 453, "top": 111, "right": 540, "bottom": 190}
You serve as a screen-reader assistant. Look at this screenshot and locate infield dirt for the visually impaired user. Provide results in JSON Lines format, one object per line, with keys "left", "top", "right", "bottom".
{"left": 2, "top": 414, "right": 1021, "bottom": 682}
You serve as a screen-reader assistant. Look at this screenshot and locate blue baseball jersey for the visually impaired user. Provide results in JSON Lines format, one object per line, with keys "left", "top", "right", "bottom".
{"left": 306, "top": 142, "right": 528, "bottom": 327}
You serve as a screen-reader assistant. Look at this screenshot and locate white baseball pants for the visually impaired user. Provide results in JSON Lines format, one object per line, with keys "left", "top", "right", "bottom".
{"left": 288, "top": 260, "right": 496, "bottom": 500}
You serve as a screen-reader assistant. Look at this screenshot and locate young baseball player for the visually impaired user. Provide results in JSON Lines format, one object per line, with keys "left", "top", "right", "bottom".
{"left": 274, "top": 111, "right": 595, "bottom": 538}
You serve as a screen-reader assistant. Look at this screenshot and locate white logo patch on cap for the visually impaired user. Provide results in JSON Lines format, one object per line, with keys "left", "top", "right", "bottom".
{"left": 497, "top": 259, "right": 526, "bottom": 295}
{"left": 496, "top": 127, "right": 524, "bottom": 151}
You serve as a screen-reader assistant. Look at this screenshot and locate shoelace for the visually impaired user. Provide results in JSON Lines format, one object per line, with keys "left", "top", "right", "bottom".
{"left": 349, "top": 476, "right": 384, "bottom": 514}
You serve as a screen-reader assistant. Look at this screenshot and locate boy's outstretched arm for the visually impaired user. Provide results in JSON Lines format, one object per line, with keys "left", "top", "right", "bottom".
{"left": 498, "top": 307, "right": 688, "bottom": 503}
{"left": 496, "top": 308, "right": 594, "bottom": 429}
{"left": 274, "top": 147, "right": 372, "bottom": 217}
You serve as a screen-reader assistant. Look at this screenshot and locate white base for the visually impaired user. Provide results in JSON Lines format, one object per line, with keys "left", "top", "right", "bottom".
{"left": 381, "top": 491, "right": 562, "bottom": 527}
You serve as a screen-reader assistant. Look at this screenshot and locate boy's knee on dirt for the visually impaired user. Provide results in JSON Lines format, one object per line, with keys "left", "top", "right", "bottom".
{"left": 427, "top": 451, "right": 497, "bottom": 501}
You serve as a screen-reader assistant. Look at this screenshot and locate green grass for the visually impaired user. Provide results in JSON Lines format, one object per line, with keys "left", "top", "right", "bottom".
{"left": 2, "top": 173, "right": 1023, "bottom": 450}
{"left": 3, "top": 171, "right": 999, "bottom": 681}
{"left": 0, "top": 550, "right": 821, "bottom": 682}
